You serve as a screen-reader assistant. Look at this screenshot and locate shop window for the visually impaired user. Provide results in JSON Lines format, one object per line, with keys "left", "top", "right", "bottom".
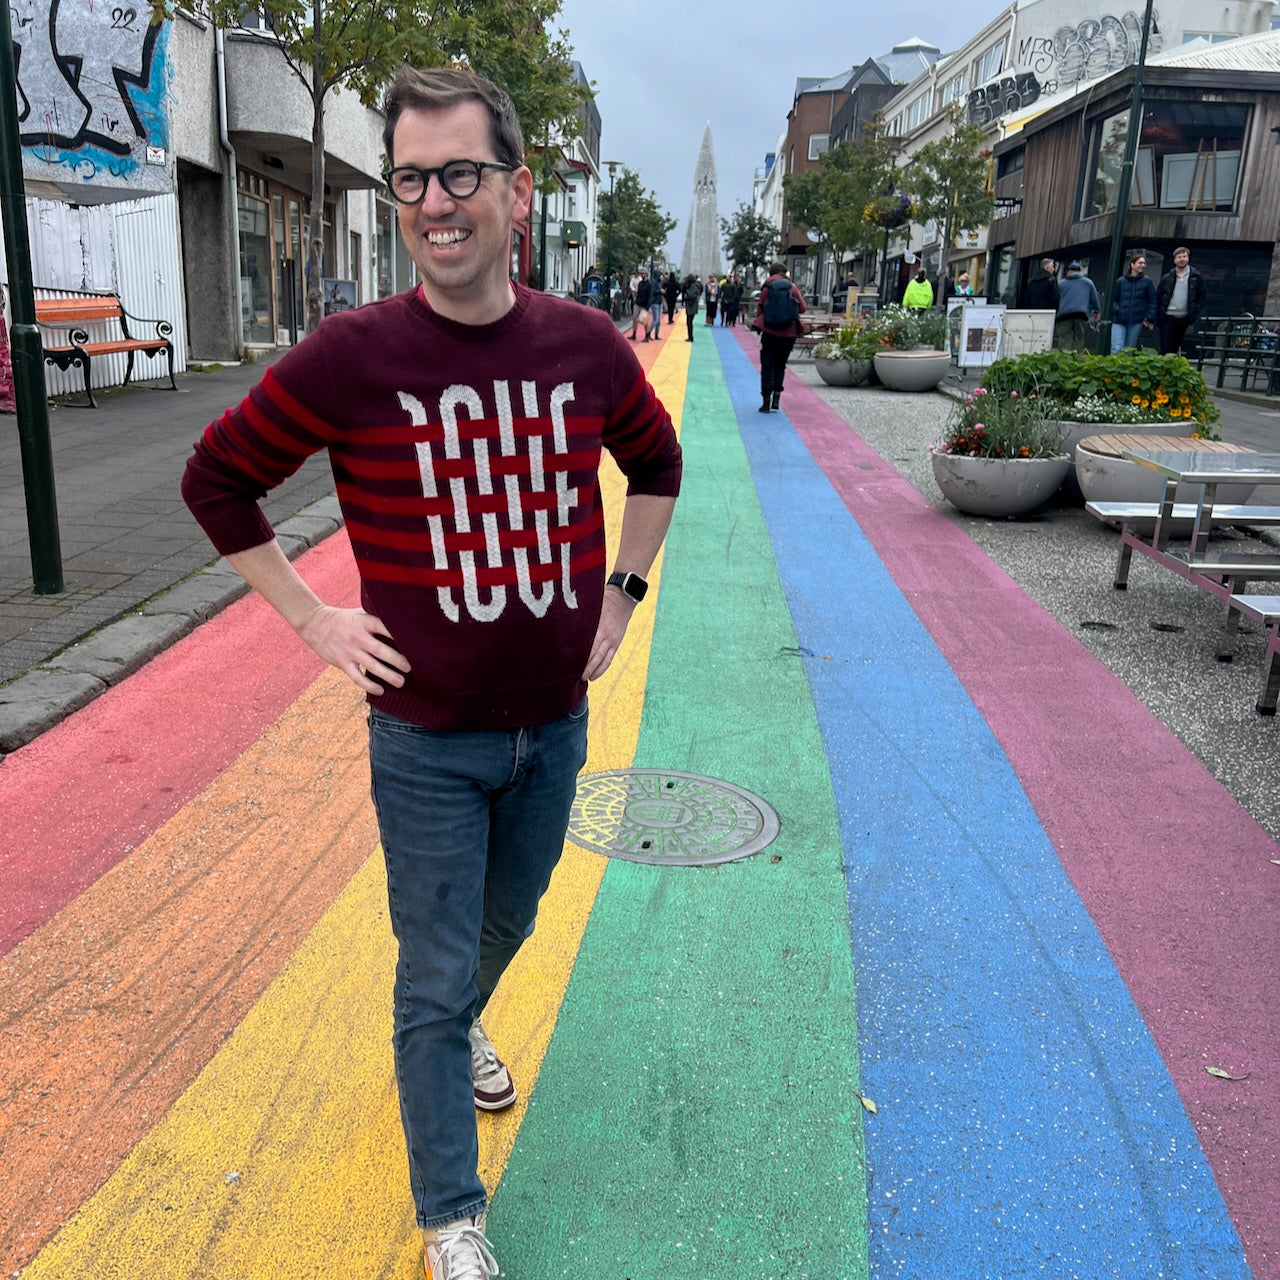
{"left": 996, "top": 147, "right": 1024, "bottom": 180}
{"left": 1083, "top": 101, "right": 1248, "bottom": 217}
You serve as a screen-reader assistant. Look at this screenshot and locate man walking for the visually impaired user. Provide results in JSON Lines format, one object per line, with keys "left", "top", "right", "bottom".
{"left": 1024, "top": 258, "right": 1059, "bottom": 312}
{"left": 1156, "top": 246, "right": 1207, "bottom": 356}
{"left": 181, "top": 65, "right": 681, "bottom": 1280}
{"left": 752, "top": 261, "right": 807, "bottom": 413}
{"left": 1054, "top": 261, "right": 1101, "bottom": 352}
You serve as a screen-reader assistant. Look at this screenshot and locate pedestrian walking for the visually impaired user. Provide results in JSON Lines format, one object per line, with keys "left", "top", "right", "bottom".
{"left": 663, "top": 270, "right": 680, "bottom": 324}
{"left": 1109, "top": 251, "right": 1157, "bottom": 353}
{"left": 647, "top": 267, "right": 663, "bottom": 340}
{"left": 180, "top": 64, "right": 682, "bottom": 1280}
{"left": 902, "top": 267, "right": 933, "bottom": 309}
{"left": 1024, "top": 257, "right": 1060, "bottom": 312}
{"left": 630, "top": 271, "right": 653, "bottom": 341}
{"left": 1156, "top": 246, "right": 1207, "bottom": 356}
{"left": 752, "top": 261, "right": 806, "bottom": 413}
{"left": 683, "top": 273, "right": 702, "bottom": 341}
{"left": 1054, "top": 261, "right": 1101, "bottom": 352}
{"left": 704, "top": 273, "right": 719, "bottom": 326}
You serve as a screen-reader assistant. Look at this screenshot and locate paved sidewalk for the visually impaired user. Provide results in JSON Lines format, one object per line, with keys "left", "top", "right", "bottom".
{"left": 0, "top": 359, "right": 340, "bottom": 752}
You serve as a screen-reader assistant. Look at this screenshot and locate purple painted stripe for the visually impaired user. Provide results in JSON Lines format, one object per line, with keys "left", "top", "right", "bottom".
{"left": 732, "top": 329, "right": 1280, "bottom": 1276}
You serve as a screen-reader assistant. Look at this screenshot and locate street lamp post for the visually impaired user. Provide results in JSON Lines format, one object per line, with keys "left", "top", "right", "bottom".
{"left": 1099, "top": 0, "right": 1157, "bottom": 353}
{"left": 603, "top": 159, "right": 620, "bottom": 299}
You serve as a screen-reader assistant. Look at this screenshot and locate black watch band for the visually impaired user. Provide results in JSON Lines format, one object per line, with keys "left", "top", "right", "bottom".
{"left": 607, "top": 570, "right": 648, "bottom": 603}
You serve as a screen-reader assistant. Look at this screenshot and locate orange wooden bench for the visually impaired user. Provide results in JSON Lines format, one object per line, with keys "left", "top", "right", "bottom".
{"left": 35, "top": 293, "right": 176, "bottom": 408}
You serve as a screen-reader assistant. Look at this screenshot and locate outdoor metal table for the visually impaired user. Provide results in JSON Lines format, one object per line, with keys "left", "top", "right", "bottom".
{"left": 1107, "top": 449, "right": 1280, "bottom": 704}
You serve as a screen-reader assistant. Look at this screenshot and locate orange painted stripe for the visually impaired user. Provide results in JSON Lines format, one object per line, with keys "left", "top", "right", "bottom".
{"left": 0, "top": 668, "right": 374, "bottom": 1276}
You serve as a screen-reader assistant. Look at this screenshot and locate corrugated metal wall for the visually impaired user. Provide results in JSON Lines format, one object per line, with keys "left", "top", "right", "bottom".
{"left": 4, "top": 193, "right": 188, "bottom": 397}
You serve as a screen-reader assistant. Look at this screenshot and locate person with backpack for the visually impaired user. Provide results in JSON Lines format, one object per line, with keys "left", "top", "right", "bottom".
{"left": 751, "top": 262, "right": 807, "bottom": 413}
{"left": 682, "top": 274, "right": 703, "bottom": 342}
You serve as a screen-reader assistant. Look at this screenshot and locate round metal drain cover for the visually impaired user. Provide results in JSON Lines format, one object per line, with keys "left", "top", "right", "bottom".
{"left": 568, "top": 769, "right": 780, "bottom": 867}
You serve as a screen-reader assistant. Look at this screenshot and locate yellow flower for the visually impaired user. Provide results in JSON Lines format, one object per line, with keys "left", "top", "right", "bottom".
{"left": 1131, "top": 395, "right": 1142, "bottom": 404}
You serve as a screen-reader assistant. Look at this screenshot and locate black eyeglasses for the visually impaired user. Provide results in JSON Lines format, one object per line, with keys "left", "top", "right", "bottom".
{"left": 384, "top": 160, "right": 516, "bottom": 204}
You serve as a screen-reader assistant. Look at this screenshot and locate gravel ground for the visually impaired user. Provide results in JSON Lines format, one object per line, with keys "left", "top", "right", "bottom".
{"left": 790, "top": 360, "right": 1280, "bottom": 842}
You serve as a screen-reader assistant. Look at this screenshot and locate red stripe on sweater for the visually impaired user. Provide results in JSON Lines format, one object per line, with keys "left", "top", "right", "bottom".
{"left": 260, "top": 366, "right": 341, "bottom": 440}
{"left": 200, "top": 414, "right": 275, "bottom": 488}
{"left": 346, "top": 507, "right": 603, "bottom": 555}
{"left": 356, "top": 542, "right": 607, "bottom": 588}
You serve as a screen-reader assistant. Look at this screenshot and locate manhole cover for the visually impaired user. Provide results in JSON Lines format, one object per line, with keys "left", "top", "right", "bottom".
{"left": 568, "top": 770, "right": 780, "bottom": 867}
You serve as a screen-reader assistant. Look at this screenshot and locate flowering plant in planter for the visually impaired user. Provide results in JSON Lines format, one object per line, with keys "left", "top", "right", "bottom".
{"left": 934, "top": 387, "right": 1065, "bottom": 459}
{"left": 813, "top": 320, "right": 881, "bottom": 361}
{"left": 866, "top": 304, "right": 947, "bottom": 351}
{"left": 982, "top": 349, "right": 1221, "bottom": 439}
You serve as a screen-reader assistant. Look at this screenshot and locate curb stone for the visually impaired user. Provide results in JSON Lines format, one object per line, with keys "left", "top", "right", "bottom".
{"left": 0, "top": 497, "right": 345, "bottom": 760}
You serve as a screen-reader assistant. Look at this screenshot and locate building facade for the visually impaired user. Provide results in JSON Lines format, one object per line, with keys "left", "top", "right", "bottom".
{"left": 989, "top": 31, "right": 1280, "bottom": 316}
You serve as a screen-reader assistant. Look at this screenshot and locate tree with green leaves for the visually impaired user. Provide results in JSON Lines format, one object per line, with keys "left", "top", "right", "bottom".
{"left": 719, "top": 202, "right": 779, "bottom": 281}
{"left": 154, "top": 0, "right": 587, "bottom": 328}
{"left": 903, "top": 104, "right": 995, "bottom": 291}
{"left": 597, "top": 168, "right": 676, "bottom": 280}
{"left": 783, "top": 116, "right": 902, "bottom": 295}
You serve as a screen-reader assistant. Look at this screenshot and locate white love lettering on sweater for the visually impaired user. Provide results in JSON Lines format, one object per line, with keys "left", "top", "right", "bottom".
{"left": 399, "top": 381, "right": 580, "bottom": 623}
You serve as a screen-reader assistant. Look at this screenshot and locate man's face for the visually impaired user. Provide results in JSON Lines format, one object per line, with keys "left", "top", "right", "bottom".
{"left": 1174, "top": 249, "right": 1190, "bottom": 269}
{"left": 391, "top": 101, "right": 532, "bottom": 320}
{"left": 1130, "top": 256, "right": 1146, "bottom": 274}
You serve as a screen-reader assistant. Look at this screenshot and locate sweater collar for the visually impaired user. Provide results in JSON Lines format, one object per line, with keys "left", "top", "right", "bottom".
{"left": 407, "top": 282, "right": 533, "bottom": 340}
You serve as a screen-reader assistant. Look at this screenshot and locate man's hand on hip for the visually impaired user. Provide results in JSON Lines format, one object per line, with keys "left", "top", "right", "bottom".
{"left": 298, "top": 604, "right": 411, "bottom": 695}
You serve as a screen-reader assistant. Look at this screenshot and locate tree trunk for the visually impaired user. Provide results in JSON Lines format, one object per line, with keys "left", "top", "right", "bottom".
{"left": 305, "top": 2, "right": 326, "bottom": 332}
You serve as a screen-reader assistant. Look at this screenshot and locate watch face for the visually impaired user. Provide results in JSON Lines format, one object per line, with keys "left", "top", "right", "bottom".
{"left": 609, "top": 571, "right": 648, "bottom": 602}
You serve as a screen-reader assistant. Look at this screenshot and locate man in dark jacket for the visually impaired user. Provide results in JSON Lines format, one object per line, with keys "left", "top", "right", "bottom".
{"left": 751, "top": 262, "right": 807, "bottom": 413}
{"left": 1025, "top": 258, "right": 1059, "bottom": 312}
{"left": 1109, "top": 251, "right": 1157, "bottom": 353}
{"left": 1156, "top": 246, "right": 1207, "bottom": 356}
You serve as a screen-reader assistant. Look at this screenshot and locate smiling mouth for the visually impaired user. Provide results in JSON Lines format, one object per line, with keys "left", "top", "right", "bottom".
{"left": 426, "top": 228, "right": 472, "bottom": 247}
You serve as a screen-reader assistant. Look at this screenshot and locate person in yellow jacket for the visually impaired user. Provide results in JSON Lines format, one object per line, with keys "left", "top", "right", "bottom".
{"left": 902, "top": 266, "right": 934, "bottom": 309}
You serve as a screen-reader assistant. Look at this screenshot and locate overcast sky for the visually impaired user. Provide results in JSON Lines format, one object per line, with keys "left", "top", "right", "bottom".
{"left": 553, "top": 0, "right": 1012, "bottom": 260}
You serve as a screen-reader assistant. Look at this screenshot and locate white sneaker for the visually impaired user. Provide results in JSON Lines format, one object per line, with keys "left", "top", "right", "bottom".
{"left": 424, "top": 1215, "right": 498, "bottom": 1280}
{"left": 468, "top": 1018, "right": 517, "bottom": 1111}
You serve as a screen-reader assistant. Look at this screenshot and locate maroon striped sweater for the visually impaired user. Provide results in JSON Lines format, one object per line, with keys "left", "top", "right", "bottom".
{"left": 182, "top": 285, "right": 681, "bottom": 730}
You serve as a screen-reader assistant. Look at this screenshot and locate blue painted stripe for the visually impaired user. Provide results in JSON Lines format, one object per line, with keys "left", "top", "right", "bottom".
{"left": 712, "top": 328, "right": 1251, "bottom": 1279}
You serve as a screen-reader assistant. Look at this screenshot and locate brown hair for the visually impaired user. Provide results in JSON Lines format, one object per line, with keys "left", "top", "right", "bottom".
{"left": 382, "top": 66, "right": 524, "bottom": 168}
{"left": 769, "top": 261, "right": 786, "bottom": 275}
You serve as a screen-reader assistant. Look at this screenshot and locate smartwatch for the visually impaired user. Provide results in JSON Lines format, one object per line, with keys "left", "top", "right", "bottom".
{"left": 607, "top": 570, "right": 649, "bottom": 604}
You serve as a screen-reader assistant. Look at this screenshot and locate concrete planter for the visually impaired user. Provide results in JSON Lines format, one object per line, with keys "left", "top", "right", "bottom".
{"left": 873, "top": 348, "right": 949, "bottom": 391}
{"left": 815, "top": 356, "right": 871, "bottom": 387}
{"left": 932, "top": 451, "right": 1073, "bottom": 517}
{"left": 1075, "top": 436, "right": 1257, "bottom": 506}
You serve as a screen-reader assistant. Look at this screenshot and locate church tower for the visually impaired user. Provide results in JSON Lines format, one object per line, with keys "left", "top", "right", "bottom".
{"left": 679, "top": 125, "right": 722, "bottom": 281}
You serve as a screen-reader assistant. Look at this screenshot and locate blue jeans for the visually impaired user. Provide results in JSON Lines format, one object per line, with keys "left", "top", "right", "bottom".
{"left": 368, "top": 697, "right": 589, "bottom": 1227}
{"left": 1110, "top": 321, "right": 1144, "bottom": 354}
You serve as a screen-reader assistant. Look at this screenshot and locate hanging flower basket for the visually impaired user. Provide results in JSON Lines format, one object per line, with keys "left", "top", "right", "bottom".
{"left": 864, "top": 192, "right": 915, "bottom": 230}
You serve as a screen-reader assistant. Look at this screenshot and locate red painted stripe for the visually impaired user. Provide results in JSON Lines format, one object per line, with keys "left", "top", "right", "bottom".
{"left": 0, "top": 535, "right": 360, "bottom": 955}
{"left": 735, "top": 329, "right": 1280, "bottom": 1273}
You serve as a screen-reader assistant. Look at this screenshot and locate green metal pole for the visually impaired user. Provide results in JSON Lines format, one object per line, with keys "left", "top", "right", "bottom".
{"left": 1099, "top": 0, "right": 1156, "bottom": 354}
{"left": 0, "top": 0, "right": 63, "bottom": 593}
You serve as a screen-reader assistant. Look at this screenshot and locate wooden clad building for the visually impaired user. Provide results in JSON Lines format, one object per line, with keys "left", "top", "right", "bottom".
{"left": 989, "top": 41, "right": 1280, "bottom": 317}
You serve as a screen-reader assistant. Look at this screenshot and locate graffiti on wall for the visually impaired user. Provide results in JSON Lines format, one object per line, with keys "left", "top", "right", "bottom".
{"left": 11, "top": 0, "right": 171, "bottom": 189}
{"left": 1017, "top": 10, "right": 1164, "bottom": 90}
{"left": 968, "top": 74, "right": 1043, "bottom": 127}
{"left": 969, "top": 10, "right": 1165, "bottom": 126}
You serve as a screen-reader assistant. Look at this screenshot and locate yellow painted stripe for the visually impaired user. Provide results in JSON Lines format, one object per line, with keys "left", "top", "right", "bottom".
{"left": 23, "top": 333, "right": 693, "bottom": 1280}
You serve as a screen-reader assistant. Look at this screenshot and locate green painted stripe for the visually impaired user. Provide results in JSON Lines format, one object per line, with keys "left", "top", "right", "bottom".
{"left": 491, "top": 338, "right": 868, "bottom": 1279}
